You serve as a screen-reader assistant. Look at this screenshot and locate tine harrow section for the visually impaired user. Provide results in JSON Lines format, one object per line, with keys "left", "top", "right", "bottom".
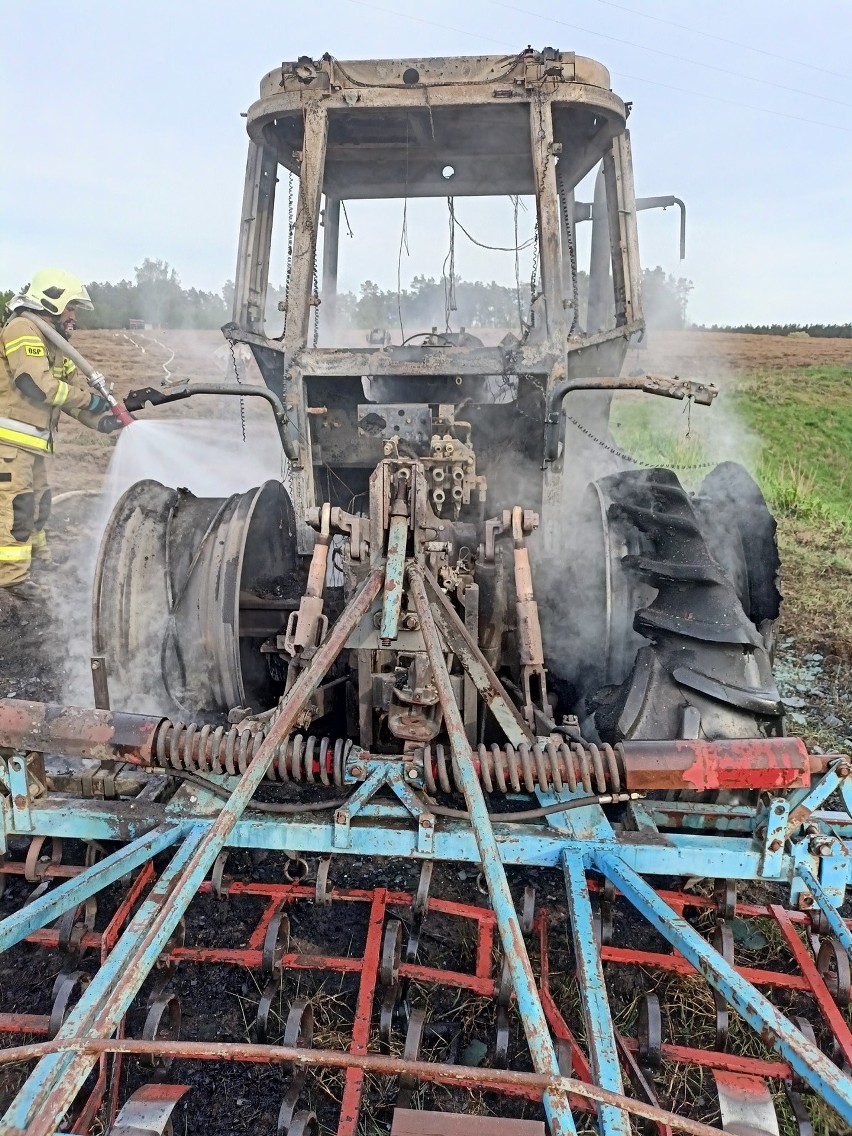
{"left": 0, "top": 845, "right": 851, "bottom": 1135}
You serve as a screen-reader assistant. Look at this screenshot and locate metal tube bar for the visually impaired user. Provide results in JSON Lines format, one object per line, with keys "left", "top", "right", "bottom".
{"left": 4, "top": 800, "right": 810, "bottom": 880}
{"left": 634, "top": 195, "right": 686, "bottom": 259}
{"left": 796, "top": 862, "right": 852, "bottom": 958}
{"left": 595, "top": 851, "right": 852, "bottom": 1122}
{"left": 321, "top": 196, "right": 341, "bottom": 335}
{"left": 0, "top": 1038, "right": 725, "bottom": 1136}
{"left": 135, "top": 383, "right": 299, "bottom": 461}
{"left": 562, "top": 851, "right": 630, "bottom": 1136}
{"left": 380, "top": 512, "right": 408, "bottom": 642}
{"left": 407, "top": 564, "right": 575, "bottom": 1136}
{"left": 4, "top": 567, "right": 385, "bottom": 1136}
{"left": 588, "top": 163, "right": 611, "bottom": 331}
{"left": 232, "top": 141, "right": 278, "bottom": 333}
{"left": 0, "top": 824, "right": 184, "bottom": 954}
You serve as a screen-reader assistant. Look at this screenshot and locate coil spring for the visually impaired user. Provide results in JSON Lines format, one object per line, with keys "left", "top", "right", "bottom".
{"left": 152, "top": 722, "right": 623, "bottom": 797}
{"left": 420, "top": 741, "right": 624, "bottom": 797}
{"left": 151, "top": 721, "right": 352, "bottom": 788}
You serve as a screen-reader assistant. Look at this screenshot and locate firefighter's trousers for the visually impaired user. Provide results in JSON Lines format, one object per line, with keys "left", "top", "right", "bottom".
{"left": 0, "top": 447, "right": 51, "bottom": 586}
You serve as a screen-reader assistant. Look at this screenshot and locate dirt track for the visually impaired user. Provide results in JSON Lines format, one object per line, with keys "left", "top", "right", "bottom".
{"left": 633, "top": 328, "right": 852, "bottom": 375}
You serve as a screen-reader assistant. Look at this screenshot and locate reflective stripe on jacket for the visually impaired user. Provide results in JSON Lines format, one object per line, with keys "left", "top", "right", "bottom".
{"left": 0, "top": 315, "right": 91, "bottom": 452}
{"left": 0, "top": 416, "right": 52, "bottom": 454}
{"left": 0, "top": 543, "right": 32, "bottom": 562}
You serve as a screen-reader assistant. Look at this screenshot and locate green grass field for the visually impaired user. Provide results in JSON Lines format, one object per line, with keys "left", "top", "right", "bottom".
{"left": 610, "top": 363, "right": 852, "bottom": 659}
{"left": 614, "top": 364, "right": 851, "bottom": 1136}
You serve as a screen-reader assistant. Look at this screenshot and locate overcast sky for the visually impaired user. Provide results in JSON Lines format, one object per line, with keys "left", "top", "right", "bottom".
{"left": 2, "top": 0, "right": 850, "bottom": 326}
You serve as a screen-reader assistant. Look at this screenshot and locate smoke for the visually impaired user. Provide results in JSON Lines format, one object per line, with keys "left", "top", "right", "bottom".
{"left": 524, "top": 330, "right": 773, "bottom": 735}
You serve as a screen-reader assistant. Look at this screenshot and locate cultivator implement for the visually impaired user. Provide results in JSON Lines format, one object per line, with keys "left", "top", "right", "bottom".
{"left": 1, "top": 547, "right": 852, "bottom": 1134}
{"left": 2, "top": 46, "right": 850, "bottom": 1135}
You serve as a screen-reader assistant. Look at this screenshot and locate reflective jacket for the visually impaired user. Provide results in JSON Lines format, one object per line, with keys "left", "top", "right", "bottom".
{"left": 0, "top": 314, "right": 95, "bottom": 454}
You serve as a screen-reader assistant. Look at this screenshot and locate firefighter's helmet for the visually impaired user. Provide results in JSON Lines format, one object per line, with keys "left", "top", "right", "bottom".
{"left": 23, "top": 269, "right": 94, "bottom": 315}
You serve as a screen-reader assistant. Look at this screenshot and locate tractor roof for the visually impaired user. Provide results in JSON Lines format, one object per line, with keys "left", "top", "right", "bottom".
{"left": 245, "top": 49, "right": 627, "bottom": 198}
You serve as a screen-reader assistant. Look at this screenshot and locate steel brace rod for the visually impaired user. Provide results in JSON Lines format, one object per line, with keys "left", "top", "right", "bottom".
{"left": 796, "top": 861, "right": 852, "bottom": 959}
{"left": 2, "top": 566, "right": 384, "bottom": 1136}
{"left": 0, "top": 823, "right": 185, "bottom": 954}
{"left": 408, "top": 564, "right": 576, "bottom": 1136}
{"left": 562, "top": 851, "right": 630, "bottom": 1136}
{"left": 595, "top": 851, "right": 852, "bottom": 1123}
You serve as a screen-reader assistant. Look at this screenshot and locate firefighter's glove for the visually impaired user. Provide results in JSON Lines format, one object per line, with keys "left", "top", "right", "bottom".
{"left": 85, "top": 393, "right": 112, "bottom": 416}
{"left": 97, "top": 412, "right": 124, "bottom": 434}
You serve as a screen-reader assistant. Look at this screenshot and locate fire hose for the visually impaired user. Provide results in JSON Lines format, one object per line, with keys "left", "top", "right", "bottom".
{"left": 27, "top": 313, "right": 134, "bottom": 427}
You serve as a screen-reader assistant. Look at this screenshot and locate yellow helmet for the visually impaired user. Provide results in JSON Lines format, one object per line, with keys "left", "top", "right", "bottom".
{"left": 23, "top": 268, "right": 94, "bottom": 315}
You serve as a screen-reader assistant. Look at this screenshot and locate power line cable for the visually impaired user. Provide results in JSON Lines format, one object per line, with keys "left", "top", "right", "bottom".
{"left": 489, "top": 0, "right": 852, "bottom": 110}
{"left": 612, "top": 69, "right": 852, "bottom": 134}
{"left": 590, "top": 0, "right": 850, "bottom": 84}
{"left": 339, "top": 0, "right": 852, "bottom": 135}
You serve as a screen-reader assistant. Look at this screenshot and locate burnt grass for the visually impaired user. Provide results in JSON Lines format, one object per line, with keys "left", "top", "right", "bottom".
{"left": 0, "top": 505, "right": 851, "bottom": 1132}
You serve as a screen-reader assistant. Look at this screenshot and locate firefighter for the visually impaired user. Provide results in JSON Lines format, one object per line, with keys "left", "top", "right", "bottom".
{"left": 0, "top": 269, "right": 123, "bottom": 600}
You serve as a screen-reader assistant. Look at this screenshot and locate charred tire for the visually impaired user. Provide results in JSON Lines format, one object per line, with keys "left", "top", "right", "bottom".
{"left": 93, "top": 479, "right": 303, "bottom": 717}
{"left": 588, "top": 465, "right": 783, "bottom": 744}
{"left": 540, "top": 463, "right": 783, "bottom": 745}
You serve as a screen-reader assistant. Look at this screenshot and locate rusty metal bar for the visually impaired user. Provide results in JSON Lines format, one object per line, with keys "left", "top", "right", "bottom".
{"left": 283, "top": 101, "right": 327, "bottom": 552}
{"left": 528, "top": 94, "right": 565, "bottom": 342}
{"left": 0, "top": 1037, "right": 726, "bottom": 1136}
{"left": 232, "top": 141, "right": 278, "bottom": 333}
{"left": 0, "top": 698, "right": 821, "bottom": 794}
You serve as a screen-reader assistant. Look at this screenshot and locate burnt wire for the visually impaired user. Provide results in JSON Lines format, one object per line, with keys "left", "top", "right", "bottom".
{"left": 341, "top": 200, "right": 354, "bottom": 238}
{"left": 429, "top": 792, "right": 642, "bottom": 822}
{"left": 524, "top": 223, "right": 539, "bottom": 340}
{"left": 449, "top": 202, "right": 536, "bottom": 253}
{"left": 442, "top": 197, "right": 457, "bottom": 332}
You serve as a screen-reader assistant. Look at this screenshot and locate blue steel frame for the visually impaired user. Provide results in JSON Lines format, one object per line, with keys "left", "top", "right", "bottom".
{"left": 3, "top": 760, "right": 852, "bottom": 1132}
{"left": 2, "top": 561, "right": 852, "bottom": 1133}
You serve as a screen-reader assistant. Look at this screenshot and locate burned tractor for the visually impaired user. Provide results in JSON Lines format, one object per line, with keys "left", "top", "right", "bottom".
{"left": 1, "top": 49, "right": 852, "bottom": 1136}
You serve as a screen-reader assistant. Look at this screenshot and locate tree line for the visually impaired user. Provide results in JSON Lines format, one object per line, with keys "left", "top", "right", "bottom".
{"left": 2, "top": 258, "right": 695, "bottom": 331}
{"left": 269, "top": 265, "right": 693, "bottom": 332}
{"left": 703, "top": 323, "right": 852, "bottom": 338}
